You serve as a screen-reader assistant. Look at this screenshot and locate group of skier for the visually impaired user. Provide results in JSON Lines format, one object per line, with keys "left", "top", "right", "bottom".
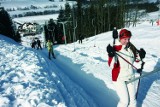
{"left": 107, "top": 27, "right": 146, "bottom": 107}
{"left": 31, "top": 37, "right": 56, "bottom": 60}
{"left": 31, "top": 38, "right": 42, "bottom": 50}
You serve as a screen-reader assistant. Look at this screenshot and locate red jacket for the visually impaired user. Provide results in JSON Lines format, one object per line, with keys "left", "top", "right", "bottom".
{"left": 108, "top": 41, "right": 140, "bottom": 81}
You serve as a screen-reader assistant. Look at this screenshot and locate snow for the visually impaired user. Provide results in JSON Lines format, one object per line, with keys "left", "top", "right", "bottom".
{"left": 1, "top": 0, "right": 75, "bottom": 24}
{"left": 13, "top": 14, "right": 59, "bottom": 25}
{"left": 1, "top": 18, "right": 160, "bottom": 107}
{"left": 0, "top": 35, "right": 97, "bottom": 107}
{"left": 1, "top": 0, "right": 160, "bottom": 107}
{"left": 1, "top": 0, "right": 67, "bottom": 9}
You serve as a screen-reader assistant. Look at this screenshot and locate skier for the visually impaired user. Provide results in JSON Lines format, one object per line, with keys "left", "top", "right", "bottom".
{"left": 79, "top": 34, "right": 83, "bottom": 44}
{"left": 31, "top": 39, "right": 36, "bottom": 49}
{"left": 106, "top": 29, "right": 146, "bottom": 107}
{"left": 37, "top": 38, "right": 42, "bottom": 50}
{"left": 112, "top": 27, "right": 118, "bottom": 44}
{"left": 46, "top": 39, "right": 55, "bottom": 59}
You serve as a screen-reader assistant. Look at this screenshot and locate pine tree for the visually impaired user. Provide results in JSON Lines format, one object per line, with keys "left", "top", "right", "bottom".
{"left": 0, "top": 7, "right": 14, "bottom": 37}
{"left": 47, "top": 19, "right": 56, "bottom": 42}
{"left": 57, "top": 3, "right": 73, "bottom": 43}
{"left": 76, "top": 0, "right": 82, "bottom": 37}
{"left": 57, "top": 7, "right": 65, "bottom": 43}
{"left": 64, "top": 2, "right": 72, "bottom": 43}
{"left": 0, "top": 7, "right": 20, "bottom": 42}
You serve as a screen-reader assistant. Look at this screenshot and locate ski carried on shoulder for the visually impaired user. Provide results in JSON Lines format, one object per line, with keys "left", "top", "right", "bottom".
{"left": 126, "top": 68, "right": 160, "bottom": 84}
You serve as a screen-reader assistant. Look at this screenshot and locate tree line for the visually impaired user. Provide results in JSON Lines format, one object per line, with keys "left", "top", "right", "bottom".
{"left": 54, "top": 0, "right": 159, "bottom": 43}
{"left": 0, "top": 0, "right": 159, "bottom": 43}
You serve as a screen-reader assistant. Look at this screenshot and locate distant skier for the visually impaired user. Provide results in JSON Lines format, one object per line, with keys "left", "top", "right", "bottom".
{"left": 106, "top": 29, "right": 146, "bottom": 107}
{"left": 79, "top": 34, "right": 83, "bottom": 44}
{"left": 37, "top": 38, "right": 42, "bottom": 50}
{"left": 112, "top": 27, "right": 118, "bottom": 44}
{"left": 46, "top": 39, "right": 55, "bottom": 59}
{"left": 31, "top": 39, "right": 37, "bottom": 49}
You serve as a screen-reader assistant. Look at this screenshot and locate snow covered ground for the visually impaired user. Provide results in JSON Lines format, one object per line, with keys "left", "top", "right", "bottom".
{"left": 53, "top": 20, "right": 160, "bottom": 107}
{"left": 0, "top": 35, "right": 98, "bottom": 107}
{"left": 1, "top": 0, "right": 160, "bottom": 106}
{"left": 1, "top": 0, "right": 75, "bottom": 24}
{"left": 1, "top": 19, "right": 160, "bottom": 107}
{"left": 13, "top": 14, "right": 59, "bottom": 25}
{"left": 1, "top": 0, "right": 67, "bottom": 11}
{"left": 1, "top": 0, "right": 75, "bottom": 19}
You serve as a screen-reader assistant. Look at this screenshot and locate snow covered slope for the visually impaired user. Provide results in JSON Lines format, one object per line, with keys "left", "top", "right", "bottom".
{"left": 0, "top": 35, "right": 97, "bottom": 107}
{"left": 54, "top": 20, "right": 160, "bottom": 107}
{"left": 1, "top": 19, "right": 160, "bottom": 107}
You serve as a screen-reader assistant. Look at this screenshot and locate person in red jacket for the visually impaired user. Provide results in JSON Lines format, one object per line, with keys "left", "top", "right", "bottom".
{"left": 107, "top": 29, "right": 146, "bottom": 107}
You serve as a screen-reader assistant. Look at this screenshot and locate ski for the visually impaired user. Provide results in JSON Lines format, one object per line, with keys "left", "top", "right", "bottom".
{"left": 126, "top": 68, "right": 160, "bottom": 84}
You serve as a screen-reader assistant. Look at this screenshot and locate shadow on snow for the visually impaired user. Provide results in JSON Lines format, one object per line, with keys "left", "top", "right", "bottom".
{"left": 137, "top": 58, "right": 160, "bottom": 107}
{"left": 53, "top": 51, "right": 118, "bottom": 107}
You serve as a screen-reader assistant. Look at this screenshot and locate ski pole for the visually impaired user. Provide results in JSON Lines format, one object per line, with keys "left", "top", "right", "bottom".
{"left": 116, "top": 51, "right": 144, "bottom": 99}
{"left": 136, "top": 61, "right": 145, "bottom": 99}
{"left": 115, "top": 52, "right": 138, "bottom": 70}
{"left": 126, "top": 68, "right": 160, "bottom": 84}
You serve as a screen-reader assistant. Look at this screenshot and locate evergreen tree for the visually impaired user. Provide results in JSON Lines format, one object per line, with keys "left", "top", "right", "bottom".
{"left": 57, "top": 3, "right": 73, "bottom": 43}
{"left": 44, "top": 24, "right": 49, "bottom": 41}
{"left": 57, "top": 7, "right": 65, "bottom": 22}
{"left": 47, "top": 19, "right": 56, "bottom": 42}
{"left": 60, "top": 0, "right": 158, "bottom": 43}
{"left": 57, "top": 7, "right": 65, "bottom": 43}
{"left": 64, "top": 2, "right": 72, "bottom": 43}
{"left": 0, "top": 7, "right": 14, "bottom": 37}
{"left": 0, "top": 7, "right": 20, "bottom": 42}
{"left": 76, "top": 0, "right": 82, "bottom": 37}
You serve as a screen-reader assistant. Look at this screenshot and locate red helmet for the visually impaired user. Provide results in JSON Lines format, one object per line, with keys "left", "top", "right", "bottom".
{"left": 119, "top": 29, "right": 132, "bottom": 39}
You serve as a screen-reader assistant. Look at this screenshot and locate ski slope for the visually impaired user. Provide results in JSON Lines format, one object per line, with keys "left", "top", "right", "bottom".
{"left": 0, "top": 0, "right": 160, "bottom": 106}
{"left": 0, "top": 19, "right": 160, "bottom": 107}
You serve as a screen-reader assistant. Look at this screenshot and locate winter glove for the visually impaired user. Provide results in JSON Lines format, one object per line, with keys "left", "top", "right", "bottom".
{"left": 137, "top": 69, "right": 142, "bottom": 73}
{"left": 138, "top": 48, "right": 146, "bottom": 60}
{"left": 106, "top": 44, "right": 115, "bottom": 57}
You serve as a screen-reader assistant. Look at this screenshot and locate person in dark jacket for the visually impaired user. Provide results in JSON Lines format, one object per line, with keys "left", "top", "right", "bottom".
{"left": 112, "top": 27, "right": 118, "bottom": 44}
{"left": 79, "top": 34, "right": 83, "bottom": 44}
{"left": 37, "top": 39, "right": 42, "bottom": 50}
{"left": 31, "top": 39, "right": 36, "bottom": 49}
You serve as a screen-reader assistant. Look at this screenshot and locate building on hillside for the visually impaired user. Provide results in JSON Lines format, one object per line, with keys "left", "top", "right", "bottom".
{"left": 18, "top": 22, "right": 42, "bottom": 36}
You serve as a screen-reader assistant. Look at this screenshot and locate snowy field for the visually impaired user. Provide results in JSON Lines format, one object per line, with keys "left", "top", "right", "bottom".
{"left": 1, "top": 0, "right": 75, "bottom": 16}
{"left": 0, "top": 0, "right": 160, "bottom": 107}
{"left": 1, "top": 18, "right": 160, "bottom": 107}
{"left": 1, "top": 0, "right": 67, "bottom": 11}
{"left": 13, "top": 14, "right": 59, "bottom": 25}
{"left": 1, "top": 0, "right": 75, "bottom": 24}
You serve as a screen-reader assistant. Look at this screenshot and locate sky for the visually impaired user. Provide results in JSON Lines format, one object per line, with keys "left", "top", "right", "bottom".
{"left": 1, "top": 0, "right": 160, "bottom": 107}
